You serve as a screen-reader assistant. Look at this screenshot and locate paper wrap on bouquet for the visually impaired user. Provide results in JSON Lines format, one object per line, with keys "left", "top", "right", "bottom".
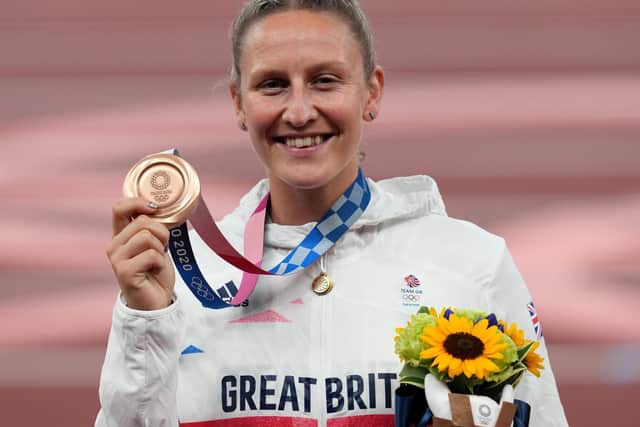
{"left": 394, "top": 379, "right": 531, "bottom": 427}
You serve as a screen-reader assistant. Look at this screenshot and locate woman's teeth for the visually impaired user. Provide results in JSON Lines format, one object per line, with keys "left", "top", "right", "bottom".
{"left": 284, "top": 135, "right": 325, "bottom": 148}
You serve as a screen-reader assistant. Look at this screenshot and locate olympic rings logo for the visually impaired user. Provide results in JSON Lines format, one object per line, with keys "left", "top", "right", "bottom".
{"left": 402, "top": 294, "right": 420, "bottom": 303}
{"left": 190, "top": 276, "right": 215, "bottom": 300}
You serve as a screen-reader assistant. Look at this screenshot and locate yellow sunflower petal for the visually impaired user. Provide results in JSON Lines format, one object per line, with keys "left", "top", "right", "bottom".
{"left": 448, "top": 363, "right": 463, "bottom": 378}
{"left": 423, "top": 326, "right": 446, "bottom": 342}
{"left": 421, "top": 335, "right": 444, "bottom": 347}
{"left": 451, "top": 315, "right": 473, "bottom": 333}
{"left": 502, "top": 322, "right": 525, "bottom": 346}
{"left": 472, "top": 318, "right": 489, "bottom": 335}
{"left": 524, "top": 341, "right": 545, "bottom": 377}
{"left": 462, "top": 360, "right": 475, "bottom": 378}
{"left": 436, "top": 318, "right": 453, "bottom": 335}
{"left": 420, "top": 347, "right": 441, "bottom": 360}
{"left": 449, "top": 357, "right": 462, "bottom": 370}
{"left": 478, "top": 357, "right": 500, "bottom": 373}
{"left": 433, "top": 353, "right": 452, "bottom": 368}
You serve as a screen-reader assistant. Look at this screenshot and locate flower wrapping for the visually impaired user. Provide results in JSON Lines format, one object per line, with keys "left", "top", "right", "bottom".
{"left": 394, "top": 306, "right": 542, "bottom": 426}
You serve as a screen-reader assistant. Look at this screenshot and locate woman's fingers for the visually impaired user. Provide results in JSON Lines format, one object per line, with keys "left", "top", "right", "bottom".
{"left": 115, "top": 250, "right": 174, "bottom": 310}
{"left": 108, "top": 214, "right": 169, "bottom": 259}
{"left": 114, "top": 249, "right": 167, "bottom": 287}
{"left": 111, "top": 197, "right": 160, "bottom": 237}
{"left": 109, "top": 227, "right": 167, "bottom": 266}
{"left": 107, "top": 196, "right": 175, "bottom": 310}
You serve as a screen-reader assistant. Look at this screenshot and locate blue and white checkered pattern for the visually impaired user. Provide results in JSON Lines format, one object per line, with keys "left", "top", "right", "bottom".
{"left": 170, "top": 167, "right": 371, "bottom": 310}
{"left": 268, "top": 169, "right": 371, "bottom": 275}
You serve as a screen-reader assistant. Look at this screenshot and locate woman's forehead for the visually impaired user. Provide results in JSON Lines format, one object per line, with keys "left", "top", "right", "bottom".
{"left": 248, "top": 8, "right": 350, "bottom": 36}
{"left": 243, "top": 10, "right": 358, "bottom": 50}
{"left": 241, "top": 10, "right": 360, "bottom": 72}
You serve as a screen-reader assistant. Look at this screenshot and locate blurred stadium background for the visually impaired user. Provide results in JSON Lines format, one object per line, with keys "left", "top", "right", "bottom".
{"left": 1, "top": 0, "right": 639, "bottom": 425}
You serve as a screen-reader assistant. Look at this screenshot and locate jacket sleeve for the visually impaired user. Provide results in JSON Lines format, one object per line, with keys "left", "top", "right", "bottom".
{"left": 95, "top": 294, "right": 185, "bottom": 427}
{"left": 484, "top": 243, "right": 569, "bottom": 427}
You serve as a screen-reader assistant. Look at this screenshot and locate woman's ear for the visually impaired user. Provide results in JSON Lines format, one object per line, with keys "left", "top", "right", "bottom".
{"left": 364, "top": 65, "right": 385, "bottom": 121}
{"left": 230, "top": 80, "right": 247, "bottom": 129}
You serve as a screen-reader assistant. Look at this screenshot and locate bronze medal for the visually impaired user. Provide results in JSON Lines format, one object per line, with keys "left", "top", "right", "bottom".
{"left": 123, "top": 153, "right": 200, "bottom": 227}
{"left": 312, "top": 272, "right": 334, "bottom": 295}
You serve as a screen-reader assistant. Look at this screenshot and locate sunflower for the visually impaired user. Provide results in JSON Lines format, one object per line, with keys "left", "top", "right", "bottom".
{"left": 500, "top": 321, "right": 525, "bottom": 346}
{"left": 420, "top": 314, "right": 508, "bottom": 380}
{"left": 523, "top": 340, "right": 544, "bottom": 377}
{"left": 500, "top": 321, "right": 545, "bottom": 377}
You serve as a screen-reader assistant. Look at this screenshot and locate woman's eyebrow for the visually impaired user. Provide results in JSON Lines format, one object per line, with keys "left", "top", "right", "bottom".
{"left": 247, "top": 68, "right": 287, "bottom": 83}
{"left": 250, "top": 60, "right": 349, "bottom": 78}
{"left": 307, "top": 60, "right": 349, "bottom": 73}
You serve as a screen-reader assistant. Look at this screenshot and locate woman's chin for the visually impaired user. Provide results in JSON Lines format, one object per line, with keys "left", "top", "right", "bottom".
{"left": 269, "top": 162, "right": 358, "bottom": 194}
{"left": 274, "top": 172, "right": 331, "bottom": 191}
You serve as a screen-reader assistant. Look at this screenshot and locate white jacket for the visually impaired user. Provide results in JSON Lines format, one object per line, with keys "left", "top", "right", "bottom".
{"left": 96, "top": 175, "right": 568, "bottom": 427}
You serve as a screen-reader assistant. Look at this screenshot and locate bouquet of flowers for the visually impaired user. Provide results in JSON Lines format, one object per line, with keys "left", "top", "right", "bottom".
{"left": 394, "top": 306, "right": 544, "bottom": 427}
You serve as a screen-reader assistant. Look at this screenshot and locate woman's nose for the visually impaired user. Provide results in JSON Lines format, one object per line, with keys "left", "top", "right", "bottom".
{"left": 282, "top": 85, "right": 318, "bottom": 128}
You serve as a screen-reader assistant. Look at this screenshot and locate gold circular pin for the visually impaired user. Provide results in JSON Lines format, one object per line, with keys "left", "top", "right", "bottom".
{"left": 312, "top": 272, "right": 334, "bottom": 295}
{"left": 123, "top": 153, "right": 200, "bottom": 227}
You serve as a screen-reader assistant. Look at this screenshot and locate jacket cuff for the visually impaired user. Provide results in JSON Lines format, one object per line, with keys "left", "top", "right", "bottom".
{"left": 115, "top": 292, "right": 178, "bottom": 319}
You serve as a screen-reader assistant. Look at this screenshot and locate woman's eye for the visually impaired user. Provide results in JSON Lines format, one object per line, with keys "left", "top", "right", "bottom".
{"left": 313, "top": 76, "right": 338, "bottom": 87}
{"left": 259, "top": 80, "right": 286, "bottom": 91}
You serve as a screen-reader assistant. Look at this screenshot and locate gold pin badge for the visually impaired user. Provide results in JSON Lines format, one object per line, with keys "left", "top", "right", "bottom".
{"left": 123, "top": 153, "right": 200, "bottom": 227}
{"left": 312, "top": 272, "right": 334, "bottom": 295}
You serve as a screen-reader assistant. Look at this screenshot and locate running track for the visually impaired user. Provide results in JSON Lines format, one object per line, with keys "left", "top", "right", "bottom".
{"left": 1, "top": 1, "right": 639, "bottom": 425}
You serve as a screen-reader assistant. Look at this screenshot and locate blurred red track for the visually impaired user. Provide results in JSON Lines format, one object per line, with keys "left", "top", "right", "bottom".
{"left": 1, "top": 1, "right": 639, "bottom": 426}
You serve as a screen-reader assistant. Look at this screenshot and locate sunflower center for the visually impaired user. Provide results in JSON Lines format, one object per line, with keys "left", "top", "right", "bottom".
{"left": 443, "top": 332, "right": 485, "bottom": 360}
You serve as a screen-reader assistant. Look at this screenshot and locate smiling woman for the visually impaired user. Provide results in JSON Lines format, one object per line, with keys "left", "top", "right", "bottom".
{"left": 96, "top": 1, "right": 568, "bottom": 427}
{"left": 231, "top": 8, "right": 383, "bottom": 225}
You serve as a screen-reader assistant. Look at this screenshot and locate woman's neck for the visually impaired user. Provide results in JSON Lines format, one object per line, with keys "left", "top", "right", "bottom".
{"left": 268, "top": 168, "right": 359, "bottom": 225}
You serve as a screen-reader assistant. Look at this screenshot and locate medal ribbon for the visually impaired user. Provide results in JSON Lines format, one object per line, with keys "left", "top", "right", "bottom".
{"left": 168, "top": 168, "right": 371, "bottom": 309}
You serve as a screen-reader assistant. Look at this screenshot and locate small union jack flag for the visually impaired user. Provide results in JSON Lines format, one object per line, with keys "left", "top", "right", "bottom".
{"left": 527, "top": 301, "right": 543, "bottom": 340}
{"left": 404, "top": 274, "right": 421, "bottom": 288}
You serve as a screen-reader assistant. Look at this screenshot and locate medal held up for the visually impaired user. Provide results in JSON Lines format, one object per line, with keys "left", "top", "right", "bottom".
{"left": 123, "top": 152, "right": 201, "bottom": 227}
{"left": 123, "top": 150, "right": 371, "bottom": 309}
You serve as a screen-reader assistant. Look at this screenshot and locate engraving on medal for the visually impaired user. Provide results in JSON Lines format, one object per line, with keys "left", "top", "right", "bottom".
{"left": 312, "top": 273, "right": 334, "bottom": 295}
{"left": 150, "top": 170, "right": 172, "bottom": 203}
{"left": 139, "top": 166, "right": 184, "bottom": 207}
{"left": 150, "top": 170, "right": 171, "bottom": 203}
{"left": 151, "top": 170, "right": 171, "bottom": 190}
{"left": 123, "top": 153, "right": 200, "bottom": 227}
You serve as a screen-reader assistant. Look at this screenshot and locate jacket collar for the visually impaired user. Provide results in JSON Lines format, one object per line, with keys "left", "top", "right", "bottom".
{"left": 218, "top": 175, "right": 447, "bottom": 250}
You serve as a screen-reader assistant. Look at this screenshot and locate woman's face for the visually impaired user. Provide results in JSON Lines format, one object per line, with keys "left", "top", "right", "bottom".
{"left": 231, "top": 9, "right": 383, "bottom": 192}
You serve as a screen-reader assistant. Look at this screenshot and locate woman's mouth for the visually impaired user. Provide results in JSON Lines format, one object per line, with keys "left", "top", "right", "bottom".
{"left": 273, "top": 134, "right": 333, "bottom": 148}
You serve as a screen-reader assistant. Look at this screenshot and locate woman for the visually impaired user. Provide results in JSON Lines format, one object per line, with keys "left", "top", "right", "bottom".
{"left": 97, "top": 1, "right": 568, "bottom": 426}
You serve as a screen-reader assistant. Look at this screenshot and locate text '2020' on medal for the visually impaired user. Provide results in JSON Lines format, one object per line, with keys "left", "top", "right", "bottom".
{"left": 123, "top": 153, "right": 200, "bottom": 227}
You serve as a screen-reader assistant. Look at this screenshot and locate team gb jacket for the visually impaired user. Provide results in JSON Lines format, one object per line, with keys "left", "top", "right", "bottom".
{"left": 95, "top": 175, "right": 568, "bottom": 427}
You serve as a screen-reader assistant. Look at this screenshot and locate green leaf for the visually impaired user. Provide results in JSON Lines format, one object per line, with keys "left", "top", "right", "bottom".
{"left": 517, "top": 341, "right": 536, "bottom": 362}
{"left": 428, "top": 366, "right": 447, "bottom": 382}
{"left": 399, "top": 376, "right": 427, "bottom": 389}
{"left": 399, "top": 364, "right": 429, "bottom": 385}
{"left": 453, "top": 308, "right": 487, "bottom": 323}
{"left": 417, "top": 306, "right": 431, "bottom": 315}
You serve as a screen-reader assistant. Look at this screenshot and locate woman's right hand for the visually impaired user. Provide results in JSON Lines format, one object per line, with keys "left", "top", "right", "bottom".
{"left": 106, "top": 198, "right": 175, "bottom": 310}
